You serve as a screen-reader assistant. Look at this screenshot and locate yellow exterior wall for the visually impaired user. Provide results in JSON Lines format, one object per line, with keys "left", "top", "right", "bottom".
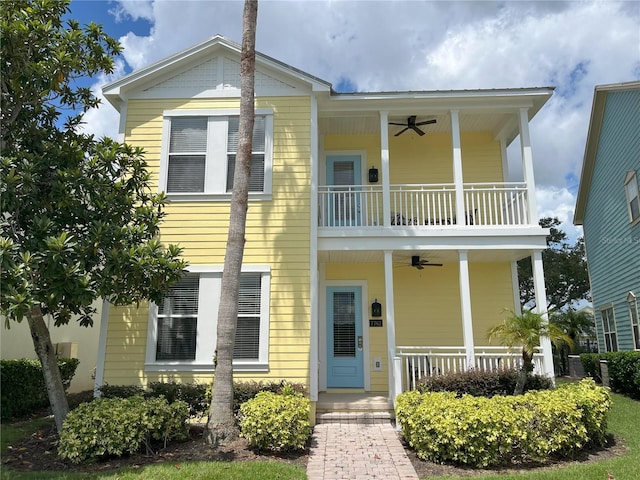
{"left": 103, "top": 96, "right": 312, "bottom": 387}
{"left": 323, "top": 131, "right": 503, "bottom": 184}
{"left": 323, "top": 260, "right": 515, "bottom": 392}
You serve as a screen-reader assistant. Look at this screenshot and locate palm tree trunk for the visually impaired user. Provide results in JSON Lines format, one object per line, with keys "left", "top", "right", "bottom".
{"left": 27, "top": 305, "right": 69, "bottom": 432}
{"left": 205, "top": 0, "right": 258, "bottom": 447}
{"left": 514, "top": 349, "right": 533, "bottom": 396}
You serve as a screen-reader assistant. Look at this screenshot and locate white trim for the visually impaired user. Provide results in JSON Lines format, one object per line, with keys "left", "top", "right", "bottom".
{"left": 145, "top": 265, "right": 271, "bottom": 372}
{"left": 322, "top": 280, "right": 370, "bottom": 391}
{"left": 159, "top": 110, "right": 274, "bottom": 199}
{"left": 380, "top": 111, "right": 391, "bottom": 227}
{"left": 624, "top": 170, "right": 640, "bottom": 224}
{"left": 519, "top": 107, "right": 538, "bottom": 223}
{"left": 458, "top": 251, "right": 475, "bottom": 367}
{"left": 93, "top": 300, "right": 110, "bottom": 397}
{"left": 511, "top": 261, "right": 522, "bottom": 315}
{"left": 309, "top": 94, "right": 320, "bottom": 402}
{"left": 451, "top": 110, "right": 466, "bottom": 223}
{"left": 600, "top": 304, "right": 619, "bottom": 352}
{"left": 532, "top": 250, "right": 554, "bottom": 379}
{"left": 117, "top": 103, "right": 127, "bottom": 143}
{"left": 384, "top": 251, "right": 396, "bottom": 398}
{"left": 318, "top": 263, "right": 327, "bottom": 391}
{"left": 500, "top": 138, "right": 509, "bottom": 181}
{"left": 627, "top": 292, "right": 640, "bottom": 350}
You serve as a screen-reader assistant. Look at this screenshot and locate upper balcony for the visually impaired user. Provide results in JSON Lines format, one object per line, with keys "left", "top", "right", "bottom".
{"left": 319, "top": 182, "right": 530, "bottom": 228}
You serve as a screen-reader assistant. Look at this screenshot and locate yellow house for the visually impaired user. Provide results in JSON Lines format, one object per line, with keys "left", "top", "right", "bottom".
{"left": 99, "top": 36, "right": 555, "bottom": 414}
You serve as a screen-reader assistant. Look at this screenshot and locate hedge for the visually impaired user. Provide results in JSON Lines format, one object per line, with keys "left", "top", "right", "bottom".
{"left": 396, "top": 378, "right": 611, "bottom": 468}
{"left": 580, "top": 351, "right": 640, "bottom": 399}
{"left": 1, "top": 358, "right": 79, "bottom": 420}
{"left": 416, "top": 367, "right": 552, "bottom": 397}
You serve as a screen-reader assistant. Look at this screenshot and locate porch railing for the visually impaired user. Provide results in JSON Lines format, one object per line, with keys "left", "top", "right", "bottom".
{"left": 318, "top": 183, "right": 531, "bottom": 227}
{"left": 395, "top": 345, "right": 544, "bottom": 392}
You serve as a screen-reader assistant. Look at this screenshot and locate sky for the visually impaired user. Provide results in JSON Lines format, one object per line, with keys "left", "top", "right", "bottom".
{"left": 70, "top": 0, "right": 640, "bottom": 243}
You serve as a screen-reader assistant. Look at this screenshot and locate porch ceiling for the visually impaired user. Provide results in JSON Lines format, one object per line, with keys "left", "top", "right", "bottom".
{"left": 318, "top": 249, "right": 531, "bottom": 265}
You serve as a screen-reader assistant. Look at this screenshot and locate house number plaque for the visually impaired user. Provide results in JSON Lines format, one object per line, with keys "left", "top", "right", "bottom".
{"left": 369, "top": 319, "right": 383, "bottom": 327}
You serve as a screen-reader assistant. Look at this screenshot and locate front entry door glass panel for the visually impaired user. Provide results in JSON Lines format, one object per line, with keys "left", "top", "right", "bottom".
{"left": 327, "top": 286, "right": 363, "bottom": 388}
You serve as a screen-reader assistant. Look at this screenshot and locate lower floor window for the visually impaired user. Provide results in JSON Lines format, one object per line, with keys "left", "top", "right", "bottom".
{"left": 601, "top": 306, "right": 617, "bottom": 352}
{"left": 628, "top": 292, "right": 640, "bottom": 350}
{"left": 148, "top": 267, "right": 270, "bottom": 369}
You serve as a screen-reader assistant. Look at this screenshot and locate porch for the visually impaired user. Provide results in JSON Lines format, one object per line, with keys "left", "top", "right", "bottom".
{"left": 319, "top": 182, "right": 531, "bottom": 228}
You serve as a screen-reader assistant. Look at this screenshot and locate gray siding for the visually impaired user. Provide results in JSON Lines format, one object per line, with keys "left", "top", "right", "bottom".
{"left": 583, "top": 89, "right": 640, "bottom": 351}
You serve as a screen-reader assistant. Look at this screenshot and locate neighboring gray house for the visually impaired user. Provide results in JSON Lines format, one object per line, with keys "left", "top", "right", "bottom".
{"left": 574, "top": 81, "right": 640, "bottom": 352}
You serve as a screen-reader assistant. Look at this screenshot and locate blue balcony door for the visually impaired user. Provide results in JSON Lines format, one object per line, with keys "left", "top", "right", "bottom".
{"left": 326, "top": 286, "right": 364, "bottom": 388}
{"left": 326, "top": 155, "right": 361, "bottom": 226}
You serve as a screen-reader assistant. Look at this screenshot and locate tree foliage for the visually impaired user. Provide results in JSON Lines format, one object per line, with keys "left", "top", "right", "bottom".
{"left": 518, "top": 217, "right": 590, "bottom": 310}
{"left": 487, "top": 309, "right": 572, "bottom": 395}
{"left": 1, "top": 0, "right": 186, "bottom": 431}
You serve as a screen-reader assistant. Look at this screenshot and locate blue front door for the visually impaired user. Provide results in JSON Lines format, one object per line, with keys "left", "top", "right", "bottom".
{"left": 327, "top": 286, "right": 364, "bottom": 388}
{"left": 326, "top": 155, "right": 361, "bottom": 226}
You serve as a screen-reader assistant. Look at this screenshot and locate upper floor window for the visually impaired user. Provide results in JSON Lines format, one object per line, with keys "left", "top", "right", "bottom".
{"left": 628, "top": 292, "right": 640, "bottom": 350}
{"left": 600, "top": 306, "right": 618, "bottom": 352}
{"left": 148, "top": 266, "right": 271, "bottom": 371}
{"left": 160, "top": 110, "right": 273, "bottom": 200}
{"left": 624, "top": 170, "right": 639, "bottom": 223}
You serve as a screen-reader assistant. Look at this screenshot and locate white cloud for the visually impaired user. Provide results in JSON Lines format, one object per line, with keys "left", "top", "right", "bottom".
{"left": 535, "top": 186, "right": 583, "bottom": 243}
{"left": 84, "top": 0, "right": 639, "bottom": 207}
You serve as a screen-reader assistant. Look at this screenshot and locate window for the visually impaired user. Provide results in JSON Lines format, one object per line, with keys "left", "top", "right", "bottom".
{"left": 629, "top": 292, "right": 640, "bottom": 350}
{"left": 160, "top": 110, "right": 273, "bottom": 199}
{"left": 147, "top": 267, "right": 270, "bottom": 371}
{"left": 625, "top": 170, "right": 640, "bottom": 223}
{"left": 601, "top": 306, "right": 618, "bottom": 352}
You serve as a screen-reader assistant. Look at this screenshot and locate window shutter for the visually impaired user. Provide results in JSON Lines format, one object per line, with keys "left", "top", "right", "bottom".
{"left": 234, "top": 273, "right": 261, "bottom": 359}
{"left": 156, "top": 275, "right": 199, "bottom": 360}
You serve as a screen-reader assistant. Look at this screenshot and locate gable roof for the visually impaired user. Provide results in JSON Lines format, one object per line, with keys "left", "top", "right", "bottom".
{"left": 102, "top": 35, "right": 332, "bottom": 111}
{"left": 574, "top": 81, "right": 640, "bottom": 225}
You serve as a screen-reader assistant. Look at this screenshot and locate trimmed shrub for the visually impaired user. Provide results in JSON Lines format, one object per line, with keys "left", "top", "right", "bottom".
{"left": 579, "top": 352, "right": 640, "bottom": 399}
{"left": 98, "top": 383, "right": 145, "bottom": 399}
{"left": 1, "top": 358, "right": 79, "bottom": 420}
{"left": 239, "top": 386, "right": 311, "bottom": 451}
{"left": 416, "top": 367, "right": 552, "bottom": 397}
{"left": 396, "top": 378, "right": 610, "bottom": 468}
{"left": 58, "top": 396, "right": 189, "bottom": 463}
{"left": 231, "top": 380, "right": 306, "bottom": 418}
{"left": 606, "top": 352, "right": 640, "bottom": 399}
{"left": 147, "top": 381, "right": 209, "bottom": 417}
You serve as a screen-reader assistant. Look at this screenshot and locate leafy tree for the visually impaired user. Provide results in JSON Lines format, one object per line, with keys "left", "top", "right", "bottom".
{"left": 0, "top": 0, "right": 186, "bottom": 432}
{"left": 487, "top": 309, "right": 572, "bottom": 395}
{"left": 518, "top": 217, "right": 590, "bottom": 310}
{"left": 205, "top": 0, "right": 258, "bottom": 446}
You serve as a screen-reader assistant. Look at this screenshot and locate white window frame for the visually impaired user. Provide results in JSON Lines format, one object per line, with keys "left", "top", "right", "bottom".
{"left": 624, "top": 170, "right": 640, "bottom": 224}
{"left": 628, "top": 292, "right": 640, "bottom": 350}
{"left": 600, "top": 305, "right": 618, "bottom": 352}
{"left": 159, "top": 109, "right": 274, "bottom": 201}
{"left": 145, "top": 265, "right": 271, "bottom": 372}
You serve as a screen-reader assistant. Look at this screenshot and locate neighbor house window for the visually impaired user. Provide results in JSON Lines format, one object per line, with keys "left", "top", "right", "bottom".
{"left": 628, "top": 292, "right": 640, "bottom": 350}
{"left": 147, "top": 267, "right": 270, "bottom": 370}
{"left": 160, "top": 110, "right": 273, "bottom": 198}
{"left": 625, "top": 170, "right": 640, "bottom": 223}
{"left": 601, "top": 306, "right": 618, "bottom": 352}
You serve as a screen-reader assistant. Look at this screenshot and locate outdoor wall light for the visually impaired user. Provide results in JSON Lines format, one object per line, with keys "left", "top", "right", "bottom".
{"left": 371, "top": 299, "right": 382, "bottom": 317}
{"left": 368, "top": 167, "right": 379, "bottom": 183}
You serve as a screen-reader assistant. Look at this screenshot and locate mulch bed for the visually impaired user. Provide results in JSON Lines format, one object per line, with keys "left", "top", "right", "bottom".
{"left": 2, "top": 417, "right": 627, "bottom": 476}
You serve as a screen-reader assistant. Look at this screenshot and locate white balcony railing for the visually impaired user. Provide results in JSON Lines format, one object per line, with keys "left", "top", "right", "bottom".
{"left": 318, "top": 183, "right": 530, "bottom": 228}
{"left": 395, "top": 345, "right": 544, "bottom": 392}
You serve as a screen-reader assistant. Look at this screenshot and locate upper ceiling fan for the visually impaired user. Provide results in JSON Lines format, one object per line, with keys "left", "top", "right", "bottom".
{"left": 390, "top": 115, "right": 437, "bottom": 136}
{"left": 411, "top": 255, "right": 443, "bottom": 270}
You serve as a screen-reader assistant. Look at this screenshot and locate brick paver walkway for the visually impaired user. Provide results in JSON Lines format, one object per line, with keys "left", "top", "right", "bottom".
{"left": 306, "top": 422, "right": 419, "bottom": 480}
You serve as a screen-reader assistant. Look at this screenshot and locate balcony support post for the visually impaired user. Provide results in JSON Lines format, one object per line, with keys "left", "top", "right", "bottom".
{"left": 458, "top": 250, "right": 475, "bottom": 368}
{"left": 384, "top": 250, "right": 397, "bottom": 396}
{"left": 532, "top": 250, "right": 555, "bottom": 381}
{"left": 519, "top": 108, "right": 538, "bottom": 224}
{"left": 450, "top": 110, "right": 466, "bottom": 225}
{"left": 380, "top": 111, "right": 391, "bottom": 227}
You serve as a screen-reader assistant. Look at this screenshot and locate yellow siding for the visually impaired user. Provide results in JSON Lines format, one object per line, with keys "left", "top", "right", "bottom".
{"left": 323, "top": 260, "right": 516, "bottom": 393}
{"left": 104, "top": 95, "right": 312, "bottom": 387}
{"left": 323, "top": 131, "right": 503, "bottom": 184}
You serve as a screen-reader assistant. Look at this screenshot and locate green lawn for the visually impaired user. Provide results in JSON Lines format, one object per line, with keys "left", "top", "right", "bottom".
{"left": 427, "top": 392, "right": 640, "bottom": 480}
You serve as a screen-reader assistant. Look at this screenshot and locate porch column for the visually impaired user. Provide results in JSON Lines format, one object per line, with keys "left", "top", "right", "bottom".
{"left": 519, "top": 108, "right": 538, "bottom": 225}
{"left": 384, "top": 250, "right": 397, "bottom": 396}
{"left": 450, "top": 110, "right": 466, "bottom": 224}
{"left": 532, "top": 250, "right": 555, "bottom": 379}
{"left": 458, "top": 250, "right": 475, "bottom": 368}
{"left": 380, "top": 111, "right": 391, "bottom": 227}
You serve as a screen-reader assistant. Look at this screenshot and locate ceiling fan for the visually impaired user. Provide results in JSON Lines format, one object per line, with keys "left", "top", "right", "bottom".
{"left": 411, "top": 255, "right": 443, "bottom": 270}
{"left": 389, "top": 116, "right": 437, "bottom": 136}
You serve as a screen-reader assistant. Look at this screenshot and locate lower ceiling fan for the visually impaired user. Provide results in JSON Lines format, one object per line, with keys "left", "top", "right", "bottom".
{"left": 411, "top": 255, "right": 443, "bottom": 270}
{"left": 389, "top": 115, "right": 436, "bottom": 136}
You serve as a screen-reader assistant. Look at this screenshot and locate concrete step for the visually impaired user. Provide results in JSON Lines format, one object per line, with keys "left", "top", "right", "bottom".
{"left": 316, "top": 411, "right": 392, "bottom": 424}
